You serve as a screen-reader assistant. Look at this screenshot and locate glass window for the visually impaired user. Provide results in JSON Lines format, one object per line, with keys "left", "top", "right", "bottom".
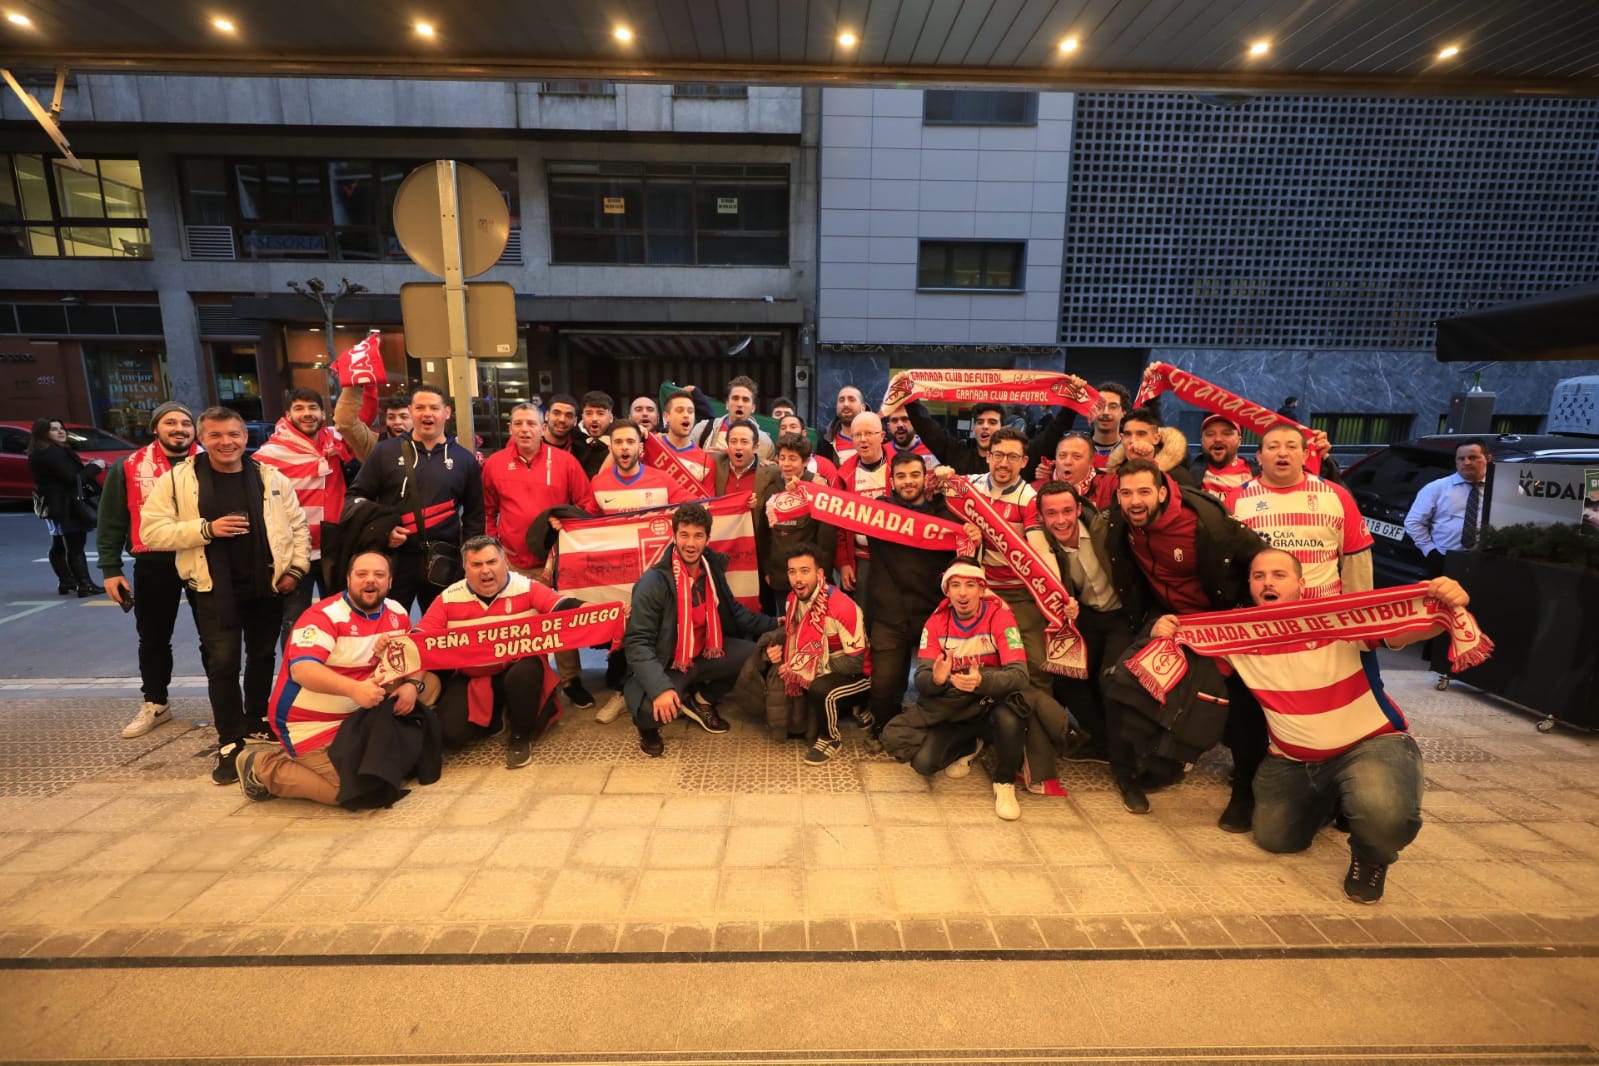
{"left": 0, "top": 154, "right": 147, "bottom": 258}
{"left": 84, "top": 344, "right": 170, "bottom": 443}
{"left": 923, "top": 90, "right": 1039, "bottom": 126}
{"left": 917, "top": 241, "right": 1027, "bottom": 290}
{"left": 179, "top": 158, "right": 230, "bottom": 226}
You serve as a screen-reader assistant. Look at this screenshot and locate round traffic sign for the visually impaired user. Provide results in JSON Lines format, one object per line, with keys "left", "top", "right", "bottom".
{"left": 392, "top": 162, "right": 511, "bottom": 279}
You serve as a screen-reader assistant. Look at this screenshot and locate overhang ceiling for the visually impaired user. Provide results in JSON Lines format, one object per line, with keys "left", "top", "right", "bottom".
{"left": 3, "top": 0, "right": 1597, "bottom": 95}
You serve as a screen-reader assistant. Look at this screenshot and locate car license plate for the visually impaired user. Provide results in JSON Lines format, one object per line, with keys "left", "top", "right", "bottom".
{"left": 1367, "top": 519, "right": 1405, "bottom": 541}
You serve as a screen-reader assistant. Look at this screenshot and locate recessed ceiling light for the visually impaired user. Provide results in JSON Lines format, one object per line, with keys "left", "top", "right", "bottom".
{"left": 414, "top": 21, "right": 435, "bottom": 37}
{"left": 613, "top": 26, "right": 632, "bottom": 42}
{"left": 1248, "top": 39, "right": 1270, "bottom": 57}
{"left": 837, "top": 31, "right": 857, "bottom": 47}
{"left": 1058, "top": 36, "right": 1079, "bottom": 53}
{"left": 6, "top": 11, "right": 31, "bottom": 26}
{"left": 211, "top": 16, "right": 235, "bottom": 32}
{"left": 1437, "top": 45, "right": 1460, "bottom": 59}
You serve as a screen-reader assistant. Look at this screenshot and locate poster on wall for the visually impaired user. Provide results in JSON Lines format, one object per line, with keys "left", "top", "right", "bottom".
{"left": 87, "top": 349, "right": 168, "bottom": 442}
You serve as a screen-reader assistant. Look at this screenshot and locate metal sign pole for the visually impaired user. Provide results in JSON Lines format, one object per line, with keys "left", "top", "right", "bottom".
{"left": 435, "top": 159, "right": 476, "bottom": 449}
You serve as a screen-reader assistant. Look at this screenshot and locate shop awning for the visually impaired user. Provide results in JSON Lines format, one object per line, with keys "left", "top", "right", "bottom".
{"left": 1435, "top": 282, "right": 1599, "bottom": 363}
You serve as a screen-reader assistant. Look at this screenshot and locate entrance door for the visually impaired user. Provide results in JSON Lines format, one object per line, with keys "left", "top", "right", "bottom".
{"left": 561, "top": 330, "right": 786, "bottom": 410}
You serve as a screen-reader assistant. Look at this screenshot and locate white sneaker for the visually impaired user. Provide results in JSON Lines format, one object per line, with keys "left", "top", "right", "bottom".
{"left": 122, "top": 701, "right": 171, "bottom": 739}
{"left": 943, "top": 737, "right": 984, "bottom": 779}
{"left": 593, "top": 692, "right": 626, "bottom": 724}
{"left": 993, "top": 782, "right": 1021, "bottom": 821}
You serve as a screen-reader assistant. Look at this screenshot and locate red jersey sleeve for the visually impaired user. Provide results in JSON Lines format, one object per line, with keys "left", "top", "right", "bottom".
{"left": 986, "top": 601, "right": 1028, "bottom": 666}
{"left": 285, "top": 606, "right": 337, "bottom": 665}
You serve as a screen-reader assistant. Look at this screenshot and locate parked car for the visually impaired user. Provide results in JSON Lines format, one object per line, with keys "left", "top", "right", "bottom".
{"left": 1341, "top": 432, "right": 1599, "bottom": 586}
{"left": 0, "top": 421, "right": 138, "bottom": 502}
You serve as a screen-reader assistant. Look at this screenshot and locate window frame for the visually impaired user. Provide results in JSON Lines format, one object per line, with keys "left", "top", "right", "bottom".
{"left": 0, "top": 154, "right": 151, "bottom": 259}
{"left": 915, "top": 239, "right": 1028, "bottom": 292}
{"left": 922, "top": 90, "right": 1039, "bottom": 127}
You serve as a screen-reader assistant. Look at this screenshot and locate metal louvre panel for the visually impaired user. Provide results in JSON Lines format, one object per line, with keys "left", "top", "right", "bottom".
{"left": 496, "top": 227, "right": 522, "bottom": 266}
{"left": 183, "top": 225, "right": 236, "bottom": 260}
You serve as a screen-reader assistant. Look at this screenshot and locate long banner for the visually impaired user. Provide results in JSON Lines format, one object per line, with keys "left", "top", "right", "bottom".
{"left": 769, "top": 479, "right": 969, "bottom": 549}
{"left": 1135, "top": 362, "right": 1322, "bottom": 474}
{"left": 941, "top": 478, "right": 1088, "bottom": 679}
{"left": 372, "top": 602, "right": 626, "bottom": 682}
{"left": 553, "top": 493, "right": 761, "bottom": 611}
{"left": 882, "top": 369, "right": 1101, "bottom": 419}
{"left": 1124, "top": 584, "right": 1493, "bottom": 703}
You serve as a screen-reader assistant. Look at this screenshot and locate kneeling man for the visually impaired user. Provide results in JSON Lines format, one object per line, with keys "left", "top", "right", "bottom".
{"left": 1151, "top": 548, "right": 1470, "bottom": 903}
{"left": 241, "top": 550, "right": 417, "bottom": 805}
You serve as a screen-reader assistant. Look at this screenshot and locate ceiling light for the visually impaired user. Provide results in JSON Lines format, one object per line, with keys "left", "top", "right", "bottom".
{"left": 837, "top": 31, "right": 857, "bottom": 47}
{"left": 211, "top": 16, "right": 235, "bottom": 32}
{"left": 1058, "top": 36, "right": 1079, "bottom": 53}
{"left": 6, "top": 11, "right": 31, "bottom": 26}
{"left": 414, "top": 21, "right": 434, "bottom": 37}
{"left": 1248, "top": 39, "right": 1270, "bottom": 57}
{"left": 1437, "top": 45, "right": 1460, "bottom": 59}
{"left": 613, "top": 26, "right": 632, "bottom": 42}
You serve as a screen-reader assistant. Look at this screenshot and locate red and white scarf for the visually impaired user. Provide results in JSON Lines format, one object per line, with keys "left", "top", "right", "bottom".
{"left": 673, "top": 551, "right": 723, "bottom": 672}
{"left": 1136, "top": 362, "right": 1322, "bottom": 474}
{"left": 254, "top": 419, "right": 349, "bottom": 555}
{"left": 1125, "top": 584, "right": 1494, "bottom": 703}
{"left": 882, "top": 369, "right": 1101, "bottom": 420}
{"left": 781, "top": 585, "right": 835, "bottom": 696}
{"left": 940, "top": 478, "right": 1088, "bottom": 679}
{"left": 124, "top": 441, "right": 198, "bottom": 553}
{"left": 643, "top": 434, "right": 710, "bottom": 498}
{"left": 770, "top": 479, "right": 967, "bottom": 549}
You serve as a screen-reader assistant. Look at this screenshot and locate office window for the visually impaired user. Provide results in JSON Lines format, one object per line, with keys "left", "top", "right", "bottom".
{"left": 673, "top": 84, "right": 749, "bottom": 98}
{"left": 1310, "top": 413, "right": 1414, "bottom": 446}
{"left": 548, "top": 162, "right": 789, "bottom": 266}
{"left": 177, "top": 157, "right": 517, "bottom": 261}
{"left": 917, "top": 241, "right": 1026, "bottom": 291}
{"left": 0, "top": 155, "right": 149, "bottom": 258}
{"left": 541, "top": 80, "right": 616, "bottom": 96}
{"left": 923, "top": 91, "right": 1038, "bottom": 126}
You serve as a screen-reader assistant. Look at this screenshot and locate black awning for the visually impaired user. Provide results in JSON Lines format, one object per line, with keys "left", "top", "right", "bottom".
{"left": 1435, "top": 282, "right": 1599, "bottom": 363}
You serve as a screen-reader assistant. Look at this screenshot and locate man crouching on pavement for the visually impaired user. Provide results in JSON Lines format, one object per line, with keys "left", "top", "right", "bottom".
{"left": 240, "top": 550, "right": 421, "bottom": 805}
{"left": 1150, "top": 548, "right": 1472, "bottom": 904}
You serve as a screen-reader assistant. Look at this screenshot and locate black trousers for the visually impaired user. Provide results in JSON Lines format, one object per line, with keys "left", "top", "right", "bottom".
{"left": 48, "top": 530, "right": 93, "bottom": 588}
{"left": 435, "top": 657, "right": 551, "bottom": 750}
{"left": 629, "top": 638, "right": 757, "bottom": 732}
{"left": 1223, "top": 672, "right": 1269, "bottom": 795}
{"left": 1050, "top": 606, "right": 1136, "bottom": 759}
{"left": 809, "top": 671, "right": 873, "bottom": 744}
{"left": 132, "top": 553, "right": 203, "bottom": 706}
{"left": 866, "top": 619, "right": 917, "bottom": 731}
{"left": 388, "top": 550, "right": 441, "bottom": 615}
{"left": 192, "top": 590, "right": 281, "bottom": 747}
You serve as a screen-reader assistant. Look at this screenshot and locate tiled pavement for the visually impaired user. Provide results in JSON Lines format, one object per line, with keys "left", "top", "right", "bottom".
{"left": 3, "top": 652, "right": 1598, "bottom": 962}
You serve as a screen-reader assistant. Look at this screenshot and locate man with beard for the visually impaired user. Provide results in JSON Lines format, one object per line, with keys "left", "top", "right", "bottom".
{"left": 1033, "top": 433, "right": 1116, "bottom": 511}
{"left": 412, "top": 537, "right": 583, "bottom": 767}
{"left": 623, "top": 503, "right": 779, "bottom": 757}
{"left": 542, "top": 394, "right": 581, "bottom": 454}
{"left": 255, "top": 388, "right": 359, "bottom": 643}
{"left": 1105, "top": 406, "right": 1196, "bottom": 489}
{"left": 896, "top": 399, "right": 1004, "bottom": 476}
{"left": 880, "top": 560, "right": 1031, "bottom": 821}
{"left": 884, "top": 409, "right": 937, "bottom": 469}
{"left": 482, "top": 402, "right": 598, "bottom": 711}
{"left": 98, "top": 401, "right": 203, "bottom": 739}
{"left": 573, "top": 390, "right": 615, "bottom": 477}
{"left": 658, "top": 390, "right": 715, "bottom": 494}
{"left": 1150, "top": 550, "right": 1469, "bottom": 904}
{"left": 238, "top": 551, "right": 415, "bottom": 805}
{"left": 757, "top": 432, "right": 842, "bottom": 614}
{"left": 692, "top": 376, "right": 775, "bottom": 460}
{"left": 141, "top": 406, "right": 311, "bottom": 785}
{"left": 592, "top": 419, "right": 691, "bottom": 512}
{"left": 859, "top": 451, "right": 957, "bottom": 746}
{"left": 1087, "top": 382, "right": 1130, "bottom": 468}
{"left": 347, "top": 386, "right": 483, "bottom": 614}
{"left": 824, "top": 385, "right": 866, "bottom": 463}
{"left": 834, "top": 412, "right": 893, "bottom": 593}
{"left": 1097, "top": 458, "right": 1265, "bottom": 822}
{"left": 761, "top": 543, "right": 871, "bottom": 764}
{"left": 629, "top": 395, "right": 660, "bottom": 434}
{"left": 1190, "top": 414, "right": 1257, "bottom": 499}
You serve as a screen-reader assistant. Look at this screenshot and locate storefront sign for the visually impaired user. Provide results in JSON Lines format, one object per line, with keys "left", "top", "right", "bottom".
{"left": 717, "top": 196, "right": 738, "bottom": 214}
{"left": 1487, "top": 461, "right": 1596, "bottom": 530}
{"left": 602, "top": 197, "right": 625, "bottom": 214}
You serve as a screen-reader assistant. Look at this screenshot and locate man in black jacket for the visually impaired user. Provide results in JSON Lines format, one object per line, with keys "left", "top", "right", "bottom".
{"left": 897, "top": 399, "right": 1004, "bottom": 476}
{"left": 859, "top": 451, "right": 958, "bottom": 746}
{"left": 623, "top": 502, "right": 779, "bottom": 757}
{"left": 1096, "top": 458, "right": 1267, "bottom": 825}
{"left": 346, "top": 386, "right": 483, "bottom": 613}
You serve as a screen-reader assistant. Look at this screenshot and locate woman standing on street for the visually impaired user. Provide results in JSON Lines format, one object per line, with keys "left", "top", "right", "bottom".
{"left": 28, "top": 417, "right": 105, "bottom": 597}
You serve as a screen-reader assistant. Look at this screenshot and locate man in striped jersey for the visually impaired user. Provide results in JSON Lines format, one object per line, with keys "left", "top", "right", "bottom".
{"left": 239, "top": 550, "right": 414, "bottom": 806}
{"left": 658, "top": 390, "right": 715, "bottom": 495}
{"left": 255, "top": 388, "right": 358, "bottom": 647}
{"left": 591, "top": 419, "right": 692, "bottom": 513}
{"left": 1151, "top": 549, "right": 1469, "bottom": 903}
{"left": 1189, "top": 414, "right": 1258, "bottom": 499}
{"left": 834, "top": 412, "right": 893, "bottom": 593}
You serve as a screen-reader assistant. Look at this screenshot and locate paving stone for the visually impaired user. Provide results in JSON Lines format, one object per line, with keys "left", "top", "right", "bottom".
{"left": 567, "top": 923, "right": 618, "bottom": 952}
{"left": 760, "top": 920, "right": 805, "bottom": 950}
{"left": 945, "top": 918, "right": 998, "bottom": 950}
{"left": 663, "top": 924, "right": 713, "bottom": 952}
{"left": 991, "top": 917, "right": 1046, "bottom": 949}
{"left": 806, "top": 918, "right": 854, "bottom": 950}
{"left": 1172, "top": 914, "right": 1233, "bottom": 947}
{"left": 616, "top": 923, "right": 667, "bottom": 952}
{"left": 1263, "top": 913, "right": 1331, "bottom": 946}
{"left": 1036, "top": 917, "right": 1093, "bottom": 950}
{"left": 75, "top": 928, "right": 150, "bottom": 957}
{"left": 1078, "top": 916, "right": 1141, "bottom": 949}
{"left": 1126, "top": 916, "right": 1188, "bottom": 947}
{"left": 712, "top": 922, "right": 761, "bottom": 951}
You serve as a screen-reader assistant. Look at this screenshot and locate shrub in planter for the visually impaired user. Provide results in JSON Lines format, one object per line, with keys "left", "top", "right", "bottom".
{"left": 1473, "top": 521, "right": 1599, "bottom": 571}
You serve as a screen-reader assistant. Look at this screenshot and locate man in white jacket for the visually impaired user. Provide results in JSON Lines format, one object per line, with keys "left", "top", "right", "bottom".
{"left": 141, "top": 406, "right": 310, "bottom": 785}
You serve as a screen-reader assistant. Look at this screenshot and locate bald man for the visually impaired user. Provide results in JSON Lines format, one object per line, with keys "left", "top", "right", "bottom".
{"left": 834, "top": 411, "right": 891, "bottom": 593}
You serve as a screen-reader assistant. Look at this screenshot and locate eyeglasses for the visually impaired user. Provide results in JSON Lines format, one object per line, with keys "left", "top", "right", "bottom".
{"left": 989, "top": 451, "right": 1026, "bottom": 463}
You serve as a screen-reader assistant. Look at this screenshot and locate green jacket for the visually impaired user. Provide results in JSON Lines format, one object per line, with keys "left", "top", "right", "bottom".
{"left": 95, "top": 457, "right": 137, "bottom": 577}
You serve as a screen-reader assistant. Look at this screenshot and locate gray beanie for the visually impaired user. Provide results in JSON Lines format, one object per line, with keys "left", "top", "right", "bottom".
{"left": 150, "top": 400, "right": 194, "bottom": 432}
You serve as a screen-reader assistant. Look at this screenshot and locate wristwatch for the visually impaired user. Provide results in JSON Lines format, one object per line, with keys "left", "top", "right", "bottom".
{"left": 408, "top": 678, "right": 426, "bottom": 695}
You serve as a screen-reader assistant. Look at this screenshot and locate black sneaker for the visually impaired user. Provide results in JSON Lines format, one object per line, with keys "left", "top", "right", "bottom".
{"left": 1344, "top": 855, "right": 1388, "bottom": 904}
{"left": 639, "top": 729, "right": 665, "bottom": 757}
{"left": 236, "top": 747, "right": 273, "bottom": 801}
{"left": 1218, "top": 789, "right": 1255, "bottom": 834}
{"left": 1118, "top": 778, "right": 1150, "bottom": 815}
{"left": 505, "top": 734, "right": 533, "bottom": 770}
{"left": 678, "top": 699, "right": 729, "bottom": 734}
{"left": 211, "top": 741, "right": 242, "bottom": 786}
{"left": 804, "top": 738, "right": 841, "bottom": 765}
{"left": 563, "top": 681, "right": 596, "bottom": 710}
{"left": 854, "top": 708, "right": 876, "bottom": 732}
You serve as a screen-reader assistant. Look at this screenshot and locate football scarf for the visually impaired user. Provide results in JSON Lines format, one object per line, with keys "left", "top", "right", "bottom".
{"left": 1135, "top": 362, "right": 1321, "bottom": 474}
{"left": 882, "top": 369, "right": 1101, "bottom": 420}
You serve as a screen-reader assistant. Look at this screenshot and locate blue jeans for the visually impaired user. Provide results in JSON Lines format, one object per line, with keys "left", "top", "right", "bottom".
{"left": 1252, "top": 732, "right": 1423, "bottom": 865}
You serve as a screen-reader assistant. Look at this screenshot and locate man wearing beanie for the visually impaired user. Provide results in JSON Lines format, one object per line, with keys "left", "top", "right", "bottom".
{"left": 97, "top": 400, "right": 203, "bottom": 740}
{"left": 879, "top": 559, "right": 1032, "bottom": 821}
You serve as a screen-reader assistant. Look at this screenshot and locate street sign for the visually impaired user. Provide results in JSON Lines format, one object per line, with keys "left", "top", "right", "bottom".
{"left": 392, "top": 163, "right": 510, "bottom": 279}
{"left": 399, "top": 281, "right": 518, "bottom": 360}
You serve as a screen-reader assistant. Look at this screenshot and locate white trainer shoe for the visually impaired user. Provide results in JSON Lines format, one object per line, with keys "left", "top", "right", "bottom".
{"left": 593, "top": 692, "right": 626, "bottom": 724}
{"left": 943, "top": 737, "right": 984, "bottom": 779}
{"left": 122, "top": 701, "right": 171, "bottom": 739}
{"left": 993, "top": 782, "right": 1021, "bottom": 821}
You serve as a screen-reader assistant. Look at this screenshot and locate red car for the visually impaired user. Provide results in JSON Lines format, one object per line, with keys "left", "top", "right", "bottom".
{"left": 0, "top": 421, "right": 138, "bottom": 501}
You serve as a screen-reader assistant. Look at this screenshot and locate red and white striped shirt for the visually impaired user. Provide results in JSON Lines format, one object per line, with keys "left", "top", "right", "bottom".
{"left": 1198, "top": 456, "right": 1254, "bottom": 499}
{"left": 591, "top": 464, "right": 690, "bottom": 514}
{"left": 963, "top": 473, "right": 1038, "bottom": 591}
{"left": 1227, "top": 475, "right": 1373, "bottom": 597}
{"left": 1224, "top": 639, "right": 1405, "bottom": 761}
{"left": 270, "top": 592, "right": 411, "bottom": 756}
{"left": 836, "top": 452, "right": 891, "bottom": 559}
{"left": 918, "top": 597, "right": 1026, "bottom": 672}
{"left": 254, "top": 420, "right": 355, "bottom": 559}
{"left": 661, "top": 438, "right": 713, "bottom": 493}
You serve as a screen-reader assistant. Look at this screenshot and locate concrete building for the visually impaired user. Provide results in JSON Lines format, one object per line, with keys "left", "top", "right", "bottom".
{"left": 0, "top": 75, "right": 817, "bottom": 446}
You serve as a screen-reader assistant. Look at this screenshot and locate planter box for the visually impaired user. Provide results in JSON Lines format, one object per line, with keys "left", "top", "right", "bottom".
{"left": 1433, "top": 554, "right": 1599, "bottom": 729}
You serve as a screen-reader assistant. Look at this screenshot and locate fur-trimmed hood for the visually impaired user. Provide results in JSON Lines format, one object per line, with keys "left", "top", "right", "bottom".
{"left": 1104, "top": 425, "right": 1190, "bottom": 475}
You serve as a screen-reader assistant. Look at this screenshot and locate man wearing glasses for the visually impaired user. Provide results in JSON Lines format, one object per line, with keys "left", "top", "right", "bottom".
{"left": 834, "top": 412, "right": 893, "bottom": 594}
{"left": 936, "top": 427, "right": 1048, "bottom": 688}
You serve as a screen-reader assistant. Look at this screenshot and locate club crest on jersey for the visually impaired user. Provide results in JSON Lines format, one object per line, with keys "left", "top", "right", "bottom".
{"left": 1255, "top": 499, "right": 1270, "bottom": 511}
{"left": 1173, "top": 548, "right": 1185, "bottom": 562}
